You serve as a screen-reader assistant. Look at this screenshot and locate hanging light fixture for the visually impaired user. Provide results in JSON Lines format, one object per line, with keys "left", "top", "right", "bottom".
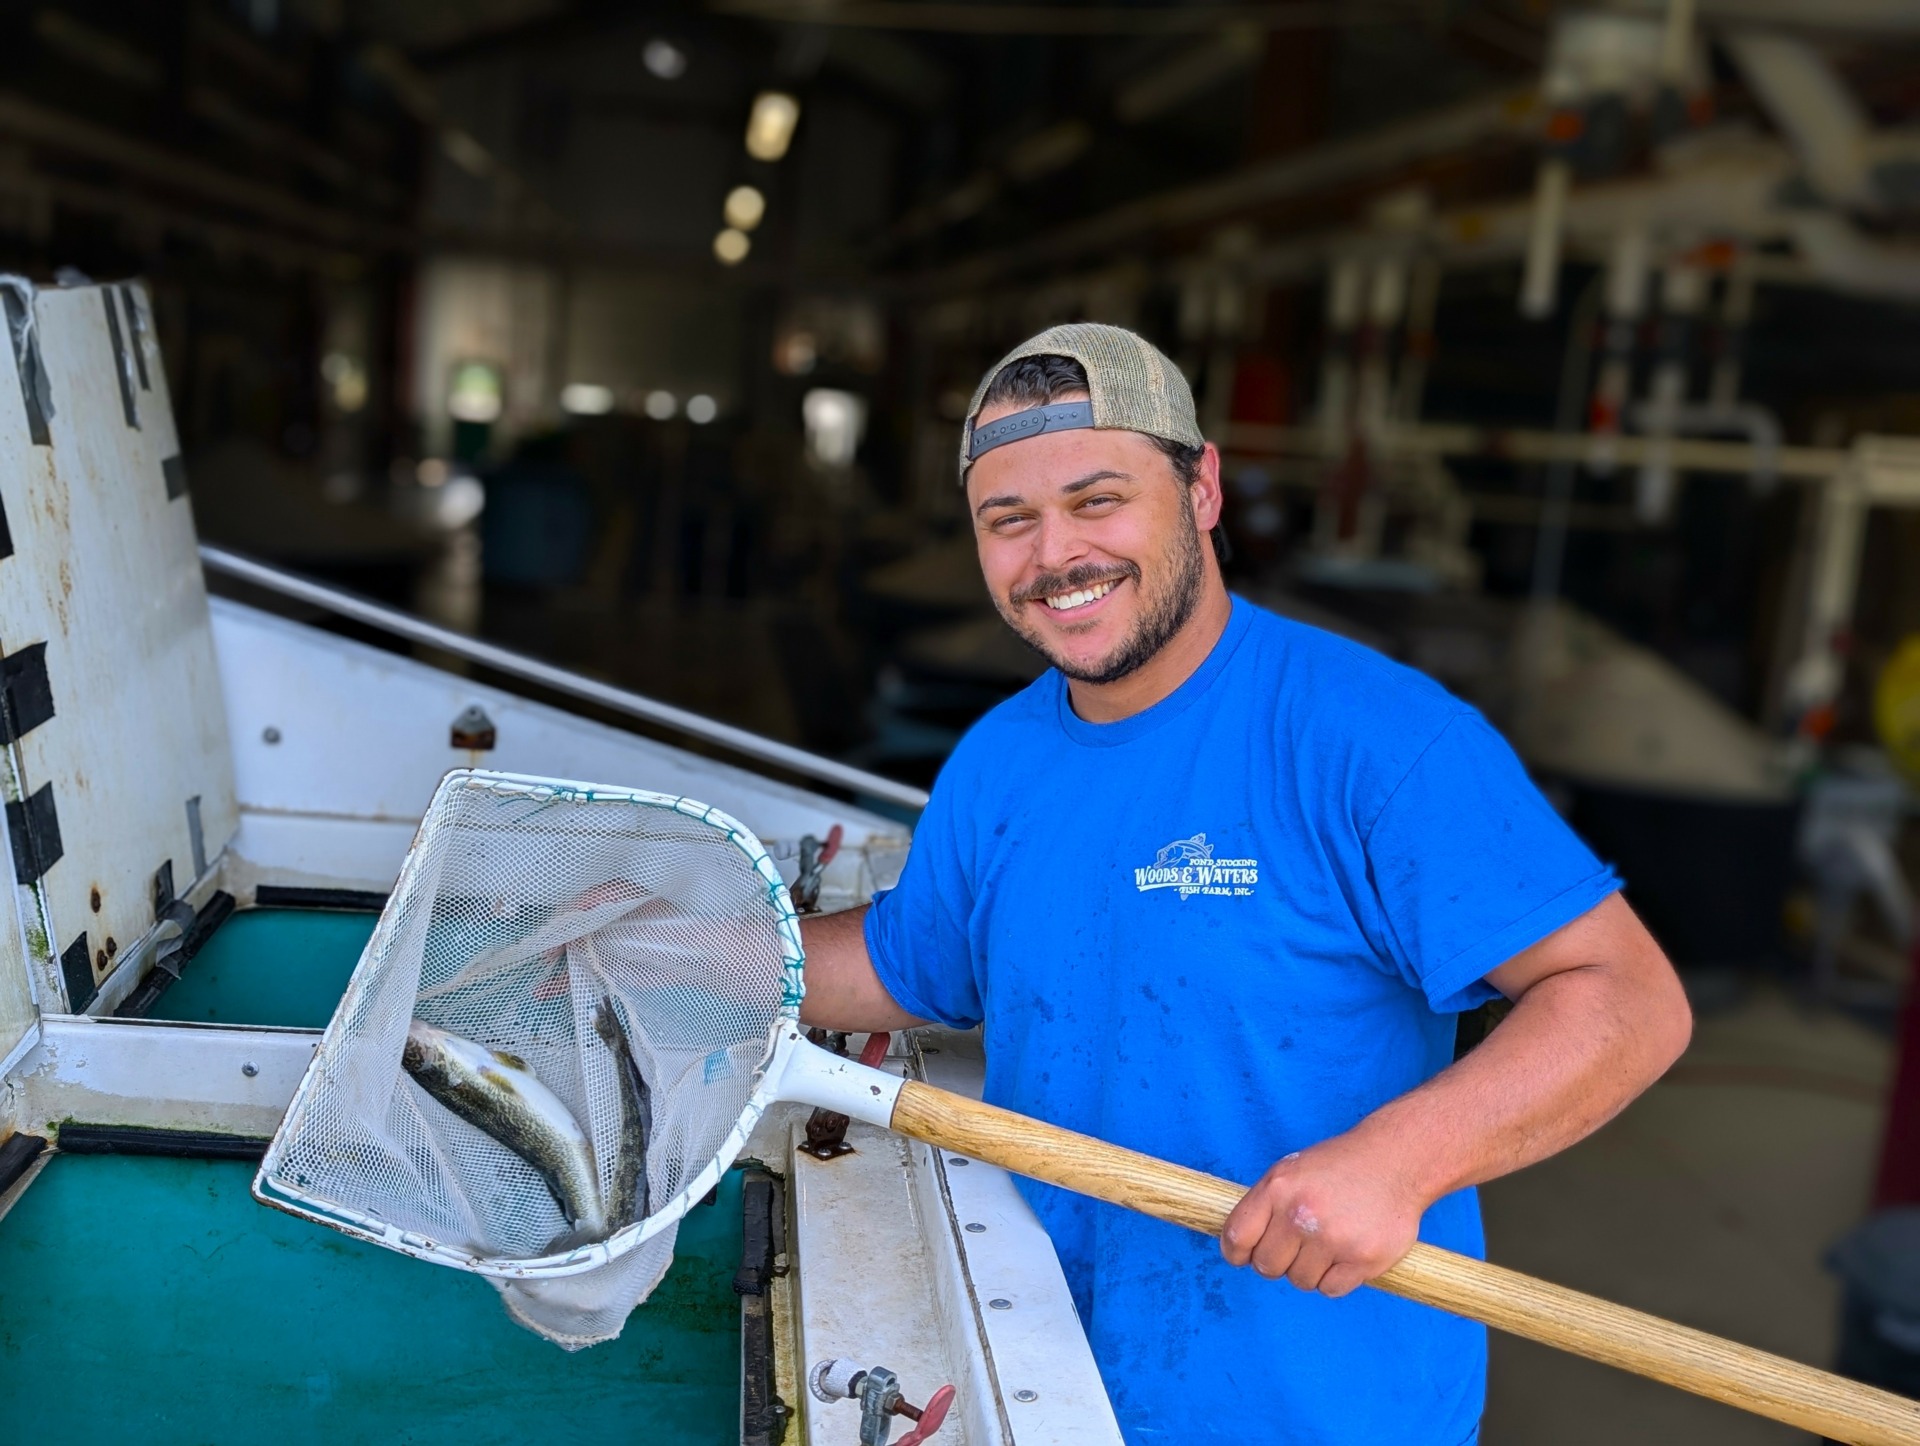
{"left": 643, "top": 38, "right": 687, "bottom": 80}
{"left": 713, "top": 228, "right": 751, "bottom": 265}
{"left": 724, "top": 184, "right": 767, "bottom": 232}
{"left": 745, "top": 92, "right": 800, "bottom": 162}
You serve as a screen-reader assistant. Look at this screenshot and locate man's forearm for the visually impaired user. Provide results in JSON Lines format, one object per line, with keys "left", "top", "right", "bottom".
{"left": 1220, "top": 895, "right": 1690, "bottom": 1295}
{"left": 1349, "top": 956, "right": 1689, "bottom": 1209}
{"left": 797, "top": 904, "right": 929, "bottom": 1031}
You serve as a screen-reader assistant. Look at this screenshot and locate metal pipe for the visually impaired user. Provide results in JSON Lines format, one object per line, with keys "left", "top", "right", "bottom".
{"left": 1392, "top": 256, "right": 1442, "bottom": 424}
{"left": 1221, "top": 420, "right": 1847, "bottom": 480}
{"left": 1625, "top": 400, "right": 1782, "bottom": 491}
{"left": 1532, "top": 277, "right": 1605, "bottom": 602}
{"left": 1358, "top": 257, "right": 1408, "bottom": 437}
{"left": 1636, "top": 258, "right": 1709, "bottom": 522}
{"left": 1724, "top": 32, "right": 1872, "bottom": 206}
{"left": 915, "top": 86, "right": 1534, "bottom": 292}
{"left": 1785, "top": 474, "right": 1868, "bottom": 721}
{"left": 198, "top": 545, "right": 931, "bottom": 812}
{"left": 1316, "top": 257, "right": 1366, "bottom": 451}
{"left": 1589, "top": 225, "right": 1652, "bottom": 478}
{"left": 1786, "top": 213, "right": 1920, "bottom": 303}
{"left": 1660, "top": 0, "right": 1697, "bottom": 86}
{"left": 1708, "top": 255, "right": 1757, "bottom": 408}
{"left": 1519, "top": 157, "right": 1572, "bottom": 319}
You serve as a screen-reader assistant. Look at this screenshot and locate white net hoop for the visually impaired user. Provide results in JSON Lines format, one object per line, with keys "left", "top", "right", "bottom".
{"left": 254, "top": 769, "right": 805, "bottom": 1346}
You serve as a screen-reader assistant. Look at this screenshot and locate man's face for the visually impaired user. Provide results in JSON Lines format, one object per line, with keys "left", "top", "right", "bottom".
{"left": 965, "top": 394, "right": 1222, "bottom": 685}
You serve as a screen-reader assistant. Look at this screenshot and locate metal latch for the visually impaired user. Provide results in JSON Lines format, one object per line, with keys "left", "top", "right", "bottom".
{"left": 809, "top": 1358, "right": 955, "bottom": 1446}
{"left": 800, "top": 1030, "right": 891, "bottom": 1160}
{"left": 792, "top": 824, "right": 844, "bottom": 913}
{"left": 450, "top": 704, "right": 496, "bottom": 751}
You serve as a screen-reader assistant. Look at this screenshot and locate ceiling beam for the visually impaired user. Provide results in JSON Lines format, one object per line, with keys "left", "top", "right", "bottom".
{"left": 0, "top": 92, "right": 410, "bottom": 250}
{"left": 904, "top": 85, "right": 1538, "bottom": 292}
{"left": 710, "top": 0, "right": 1420, "bottom": 36}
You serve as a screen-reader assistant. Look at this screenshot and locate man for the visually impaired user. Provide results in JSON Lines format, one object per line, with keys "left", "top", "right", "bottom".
{"left": 801, "top": 323, "right": 1691, "bottom": 1444}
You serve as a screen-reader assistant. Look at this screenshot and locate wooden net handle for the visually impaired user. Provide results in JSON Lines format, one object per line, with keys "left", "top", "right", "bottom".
{"left": 891, "top": 1079, "right": 1920, "bottom": 1446}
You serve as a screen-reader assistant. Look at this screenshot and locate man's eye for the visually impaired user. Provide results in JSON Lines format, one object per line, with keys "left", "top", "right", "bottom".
{"left": 988, "top": 514, "right": 1031, "bottom": 531}
{"left": 1079, "top": 494, "right": 1120, "bottom": 511}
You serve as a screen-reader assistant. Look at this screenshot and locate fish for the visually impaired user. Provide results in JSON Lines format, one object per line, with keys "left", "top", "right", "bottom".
{"left": 593, "top": 997, "right": 653, "bottom": 1229}
{"left": 401, "top": 1019, "right": 607, "bottom": 1239}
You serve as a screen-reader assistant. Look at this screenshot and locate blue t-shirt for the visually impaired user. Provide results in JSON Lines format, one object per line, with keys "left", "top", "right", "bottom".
{"left": 864, "top": 596, "right": 1619, "bottom": 1445}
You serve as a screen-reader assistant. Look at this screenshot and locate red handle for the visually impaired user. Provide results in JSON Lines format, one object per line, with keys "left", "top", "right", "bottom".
{"left": 894, "top": 1384, "right": 954, "bottom": 1446}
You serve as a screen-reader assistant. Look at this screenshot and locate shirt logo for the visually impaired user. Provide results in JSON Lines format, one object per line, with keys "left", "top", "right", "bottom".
{"left": 1133, "top": 833, "right": 1260, "bottom": 899}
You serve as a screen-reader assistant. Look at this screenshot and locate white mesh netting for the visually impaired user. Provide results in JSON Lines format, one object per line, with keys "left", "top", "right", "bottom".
{"left": 255, "top": 771, "right": 804, "bottom": 1348}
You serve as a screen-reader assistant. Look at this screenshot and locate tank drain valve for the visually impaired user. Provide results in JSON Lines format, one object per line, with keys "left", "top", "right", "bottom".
{"left": 808, "top": 1358, "right": 954, "bottom": 1446}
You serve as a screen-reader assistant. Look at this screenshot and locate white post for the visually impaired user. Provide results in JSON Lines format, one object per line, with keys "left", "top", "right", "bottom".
{"left": 1519, "top": 157, "right": 1572, "bottom": 319}
{"left": 1588, "top": 226, "right": 1651, "bottom": 478}
{"left": 1636, "top": 258, "right": 1708, "bottom": 523}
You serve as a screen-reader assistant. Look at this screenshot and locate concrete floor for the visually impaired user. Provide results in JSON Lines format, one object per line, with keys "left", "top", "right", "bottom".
{"left": 1481, "top": 985, "right": 1893, "bottom": 1444}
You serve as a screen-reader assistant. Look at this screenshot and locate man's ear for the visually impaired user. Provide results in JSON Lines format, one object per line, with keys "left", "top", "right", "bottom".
{"left": 1192, "top": 443, "right": 1225, "bottom": 531}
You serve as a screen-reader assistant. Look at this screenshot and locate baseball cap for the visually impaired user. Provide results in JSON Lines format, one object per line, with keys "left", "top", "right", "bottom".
{"left": 959, "top": 322, "right": 1204, "bottom": 478}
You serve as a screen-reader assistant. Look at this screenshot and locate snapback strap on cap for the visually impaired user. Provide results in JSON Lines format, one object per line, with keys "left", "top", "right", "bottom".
{"left": 965, "top": 399, "right": 1094, "bottom": 463}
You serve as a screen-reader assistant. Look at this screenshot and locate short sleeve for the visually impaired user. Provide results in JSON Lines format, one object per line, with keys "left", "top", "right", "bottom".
{"left": 1365, "top": 712, "right": 1620, "bottom": 1013}
{"left": 862, "top": 768, "right": 986, "bottom": 1030}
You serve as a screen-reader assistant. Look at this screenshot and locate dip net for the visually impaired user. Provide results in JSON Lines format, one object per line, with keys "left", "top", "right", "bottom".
{"left": 254, "top": 770, "right": 804, "bottom": 1347}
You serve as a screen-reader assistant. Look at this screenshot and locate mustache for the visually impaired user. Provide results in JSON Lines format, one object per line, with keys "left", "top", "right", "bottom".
{"left": 1009, "top": 562, "right": 1138, "bottom": 606}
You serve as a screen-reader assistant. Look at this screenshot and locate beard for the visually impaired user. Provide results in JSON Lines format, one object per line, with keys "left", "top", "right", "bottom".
{"left": 994, "top": 506, "right": 1208, "bottom": 686}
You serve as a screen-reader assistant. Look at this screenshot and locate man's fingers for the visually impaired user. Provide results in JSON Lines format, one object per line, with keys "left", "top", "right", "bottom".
{"left": 1221, "top": 1174, "right": 1293, "bottom": 1266}
{"left": 1248, "top": 1218, "right": 1304, "bottom": 1280}
{"left": 1279, "top": 1196, "right": 1332, "bottom": 1290}
{"left": 1284, "top": 1237, "right": 1335, "bottom": 1293}
{"left": 1251, "top": 1238, "right": 1301, "bottom": 1281}
{"left": 1317, "top": 1264, "right": 1369, "bottom": 1299}
{"left": 1219, "top": 1194, "right": 1266, "bottom": 1267}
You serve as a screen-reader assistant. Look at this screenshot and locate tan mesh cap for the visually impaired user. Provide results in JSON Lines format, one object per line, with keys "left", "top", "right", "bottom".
{"left": 959, "top": 322, "right": 1204, "bottom": 479}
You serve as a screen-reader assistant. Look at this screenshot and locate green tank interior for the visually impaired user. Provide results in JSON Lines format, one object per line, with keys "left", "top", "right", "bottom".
{"left": 147, "top": 905, "right": 380, "bottom": 1028}
{"left": 2, "top": 906, "right": 746, "bottom": 1446}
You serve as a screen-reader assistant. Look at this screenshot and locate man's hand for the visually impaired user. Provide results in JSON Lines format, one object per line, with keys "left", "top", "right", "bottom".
{"left": 1219, "top": 1132, "right": 1427, "bottom": 1298}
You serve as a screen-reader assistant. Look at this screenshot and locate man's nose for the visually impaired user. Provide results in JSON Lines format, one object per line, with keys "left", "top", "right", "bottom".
{"left": 1030, "top": 511, "right": 1089, "bottom": 573}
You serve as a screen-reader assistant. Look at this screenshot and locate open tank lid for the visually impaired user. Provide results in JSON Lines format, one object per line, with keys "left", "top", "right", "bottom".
{"left": 0, "top": 277, "right": 237, "bottom": 1024}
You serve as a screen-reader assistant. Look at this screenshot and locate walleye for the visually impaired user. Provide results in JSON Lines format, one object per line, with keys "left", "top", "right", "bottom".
{"left": 593, "top": 997, "right": 653, "bottom": 1229}
{"left": 401, "top": 1019, "right": 607, "bottom": 1238}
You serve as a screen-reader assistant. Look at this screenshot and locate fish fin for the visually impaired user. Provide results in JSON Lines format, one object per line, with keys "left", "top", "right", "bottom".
{"left": 544, "top": 1226, "right": 602, "bottom": 1254}
{"left": 476, "top": 1067, "right": 523, "bottom": 1095}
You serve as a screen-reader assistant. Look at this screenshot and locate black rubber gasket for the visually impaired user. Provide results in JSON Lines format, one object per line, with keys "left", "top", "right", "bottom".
{"left": 253, "top": 885, "right": 388, "bottom": 912}
{"left": 54, "top": 1124, "right": 267, "bottom": 1161}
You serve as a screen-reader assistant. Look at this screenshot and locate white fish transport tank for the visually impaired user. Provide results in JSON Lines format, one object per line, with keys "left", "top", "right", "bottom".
{"left": 0, "top": 276, "right": 1121, "bottom": 1446}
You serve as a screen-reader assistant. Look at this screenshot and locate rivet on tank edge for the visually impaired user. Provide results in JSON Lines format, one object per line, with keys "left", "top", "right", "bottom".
{"left": 948, "top": 1157, "right": 969, "bottom": 1166}
{"left": 1014, "top": 1390, "right": 1038, "bottom": 1403}
{"left": 242, "top": 1062, "right": 258, "bottom": 1077}
{"left": 989, "top": 1298, "right": 1011, "bottom": 1309}
{"left": 965, "top": 1222, "right": 986, "bottom": 1233}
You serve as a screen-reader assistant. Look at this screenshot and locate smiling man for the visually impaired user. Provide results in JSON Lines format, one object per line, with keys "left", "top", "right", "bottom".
{"left": 799, "top": 323, "right": 1692, "bottom": 1444}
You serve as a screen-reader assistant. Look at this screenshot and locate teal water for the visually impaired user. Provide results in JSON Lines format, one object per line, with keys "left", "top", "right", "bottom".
{"left": 150, "top": 908, "right": 381, "bottom": 1028}
{"left": 0, "top": 1155, "right": 743, "bottom": 1445}
{"left": 4, "top": 904, "right": 744, "bottom": 1444}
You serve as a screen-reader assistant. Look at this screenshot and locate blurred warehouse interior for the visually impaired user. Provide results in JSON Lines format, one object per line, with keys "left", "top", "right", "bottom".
{"left": 5, "top": 1, "right": 1920, "bottom": 1437}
